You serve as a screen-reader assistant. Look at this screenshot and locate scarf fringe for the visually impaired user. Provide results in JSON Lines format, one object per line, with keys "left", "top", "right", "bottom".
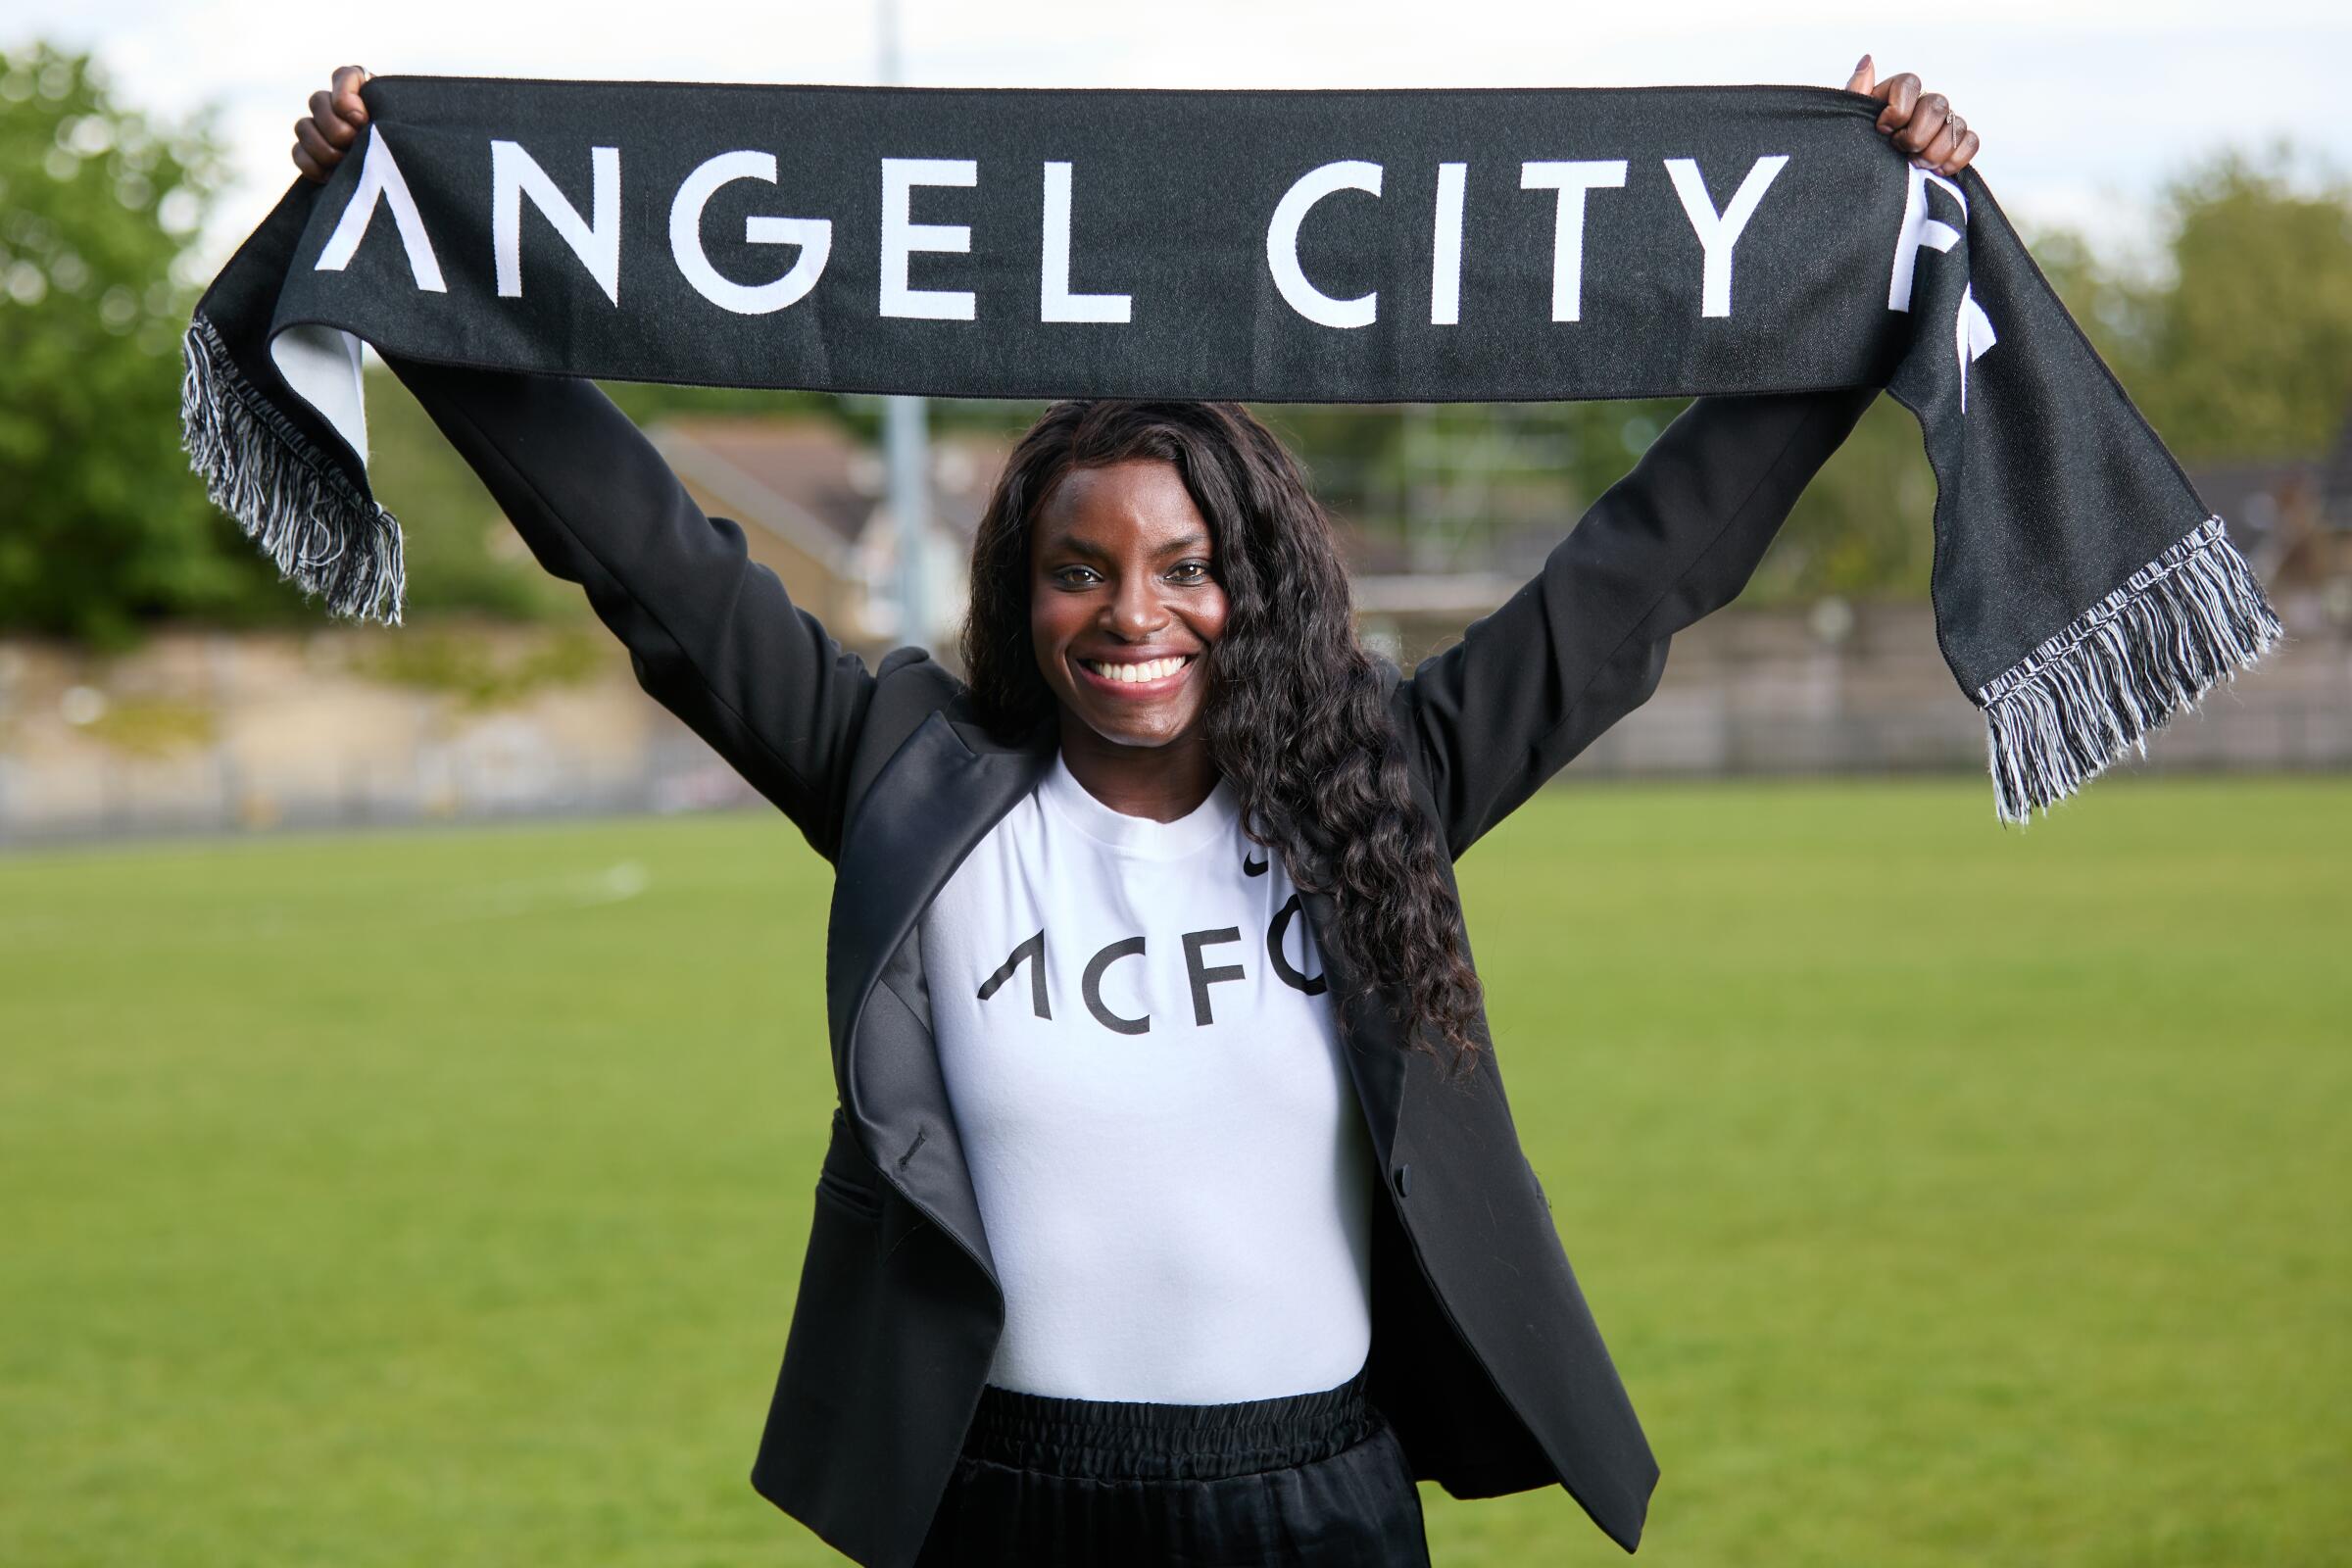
{"left": 179, "top": 314, "right": 406, "bottom": 625}
{"left": 1978, "top": 514, "right": 2282, "bottom": 824}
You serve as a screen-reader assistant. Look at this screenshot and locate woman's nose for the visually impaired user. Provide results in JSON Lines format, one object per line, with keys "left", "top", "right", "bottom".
{"left": 1105, "top": 576, "right": 1169, "bottom": 639}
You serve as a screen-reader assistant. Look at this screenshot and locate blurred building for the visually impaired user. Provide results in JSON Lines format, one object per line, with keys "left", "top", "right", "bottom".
{"left": 2188, "top": 404, "right": 2352, "bottom": 587}
{"left": 649, "top": 417, "right": 1009, "bottom": 656}
{"left": 2322, "top": 410, "right": 2352, "bottom": 562}
{"left": 5, "top": 410, "right": 2351, "bottom": 845}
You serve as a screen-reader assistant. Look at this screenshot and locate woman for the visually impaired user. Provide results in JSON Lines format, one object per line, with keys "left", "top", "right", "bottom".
{"left": 293, "top": 59, "right": 1978, "bottom": 1568}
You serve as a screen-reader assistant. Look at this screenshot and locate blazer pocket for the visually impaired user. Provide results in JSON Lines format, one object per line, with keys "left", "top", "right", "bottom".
{"left": 815, "top": 1167, "right": 883, "bottom": 1219}
{"left": 815, "top": 1108, "right": 885, "bottom": 1220}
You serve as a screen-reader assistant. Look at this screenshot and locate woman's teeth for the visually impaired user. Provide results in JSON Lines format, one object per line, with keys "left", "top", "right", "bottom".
{"left": 1082, "top": 655, "right": 1191, "bottom": 684}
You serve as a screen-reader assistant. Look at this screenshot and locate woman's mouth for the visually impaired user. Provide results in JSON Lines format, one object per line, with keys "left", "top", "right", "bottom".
{"left": 1075, "top": 653, "right": 1197, "bottom": 693}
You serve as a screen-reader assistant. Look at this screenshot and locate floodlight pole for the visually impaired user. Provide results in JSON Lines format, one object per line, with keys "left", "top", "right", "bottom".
{"left": 879, "top": 0, "right": 933, "bottom": 651}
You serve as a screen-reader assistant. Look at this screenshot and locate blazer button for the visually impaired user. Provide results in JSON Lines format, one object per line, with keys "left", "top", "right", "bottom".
{"left": 1392, "top": 1163, "right": 1412, "bottom": 1198}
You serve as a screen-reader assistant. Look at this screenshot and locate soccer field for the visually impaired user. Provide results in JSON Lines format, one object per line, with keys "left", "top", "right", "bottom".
{"left": 3, "top": 777, "right": 2345, "bottom": 1567}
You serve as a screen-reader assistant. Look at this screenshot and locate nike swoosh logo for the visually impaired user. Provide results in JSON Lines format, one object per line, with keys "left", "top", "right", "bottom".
{"left": 1243, "top": 853, "right": 1268, "bottom": 877}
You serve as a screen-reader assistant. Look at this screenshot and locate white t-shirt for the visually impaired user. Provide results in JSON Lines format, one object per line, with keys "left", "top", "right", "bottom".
{"left": 920, "top": 752, "right": 1376, "bottom": 1404}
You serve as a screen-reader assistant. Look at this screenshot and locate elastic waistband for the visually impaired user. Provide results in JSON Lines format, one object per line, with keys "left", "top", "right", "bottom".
{"left": 960, "top": 1364, "right": 1378, "bottom": 1483}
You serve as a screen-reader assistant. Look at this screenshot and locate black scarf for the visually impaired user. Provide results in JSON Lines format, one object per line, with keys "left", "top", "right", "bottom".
{"left": 182, "top": 76, "right": 2281, "bottom": 822}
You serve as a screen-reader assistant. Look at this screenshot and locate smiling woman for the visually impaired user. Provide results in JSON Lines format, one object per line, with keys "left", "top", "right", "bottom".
{"left": 1027, "top": 458, "right": 1228, "bottom": 768}
{"left": 277, "top": 57, "right": 1989, "bottom": 1568}
{"left": 959, "top": 396, "right": 1489, "bottom": 1078}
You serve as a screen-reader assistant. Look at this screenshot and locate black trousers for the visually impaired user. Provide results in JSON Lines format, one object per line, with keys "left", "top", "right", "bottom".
{"left": 912, "top": 1365, "right": 1431, "bottom": 1567}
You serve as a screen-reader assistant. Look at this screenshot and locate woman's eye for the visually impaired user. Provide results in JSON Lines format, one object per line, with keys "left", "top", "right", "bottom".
{"left": 1168, "top": 561, "right": 1213, "bottom": 584}
{"left": 1053, "top": 565, "right": 1102, "bottom": 587}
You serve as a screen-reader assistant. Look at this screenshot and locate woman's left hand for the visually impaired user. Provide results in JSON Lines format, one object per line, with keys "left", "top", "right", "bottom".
{"left": 1846, "top": 55, "right": 1980, "bottom": 175}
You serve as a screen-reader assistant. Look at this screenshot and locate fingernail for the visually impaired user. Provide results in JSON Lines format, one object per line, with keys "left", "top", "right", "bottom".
{"left": 1855, "top": 53, "right": 1871, "bottom": 74}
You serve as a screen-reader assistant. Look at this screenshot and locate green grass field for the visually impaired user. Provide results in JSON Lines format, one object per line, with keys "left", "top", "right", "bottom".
{"left": 3, "top": 777, "right": 2346, "bottom": 1567}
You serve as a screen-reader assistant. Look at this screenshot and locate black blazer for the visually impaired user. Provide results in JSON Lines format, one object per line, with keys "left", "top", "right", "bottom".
{"left": 388, "top": 355, "right": 1873, "bottom": 1568}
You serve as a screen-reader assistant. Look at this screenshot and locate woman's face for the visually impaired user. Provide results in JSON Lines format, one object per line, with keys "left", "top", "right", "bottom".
{"left": 1028, "top": 458, "right": 1229, "bottom": 751}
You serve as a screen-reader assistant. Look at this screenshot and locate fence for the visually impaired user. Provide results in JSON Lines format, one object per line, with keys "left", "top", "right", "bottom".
{"left": 3, "top": 594, "right": 2346, "bottom": 847}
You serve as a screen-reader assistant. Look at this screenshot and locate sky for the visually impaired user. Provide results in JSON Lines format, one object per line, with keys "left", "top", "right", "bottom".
{"left": 10, "top": 0, "right": 2351, "bottom": 271}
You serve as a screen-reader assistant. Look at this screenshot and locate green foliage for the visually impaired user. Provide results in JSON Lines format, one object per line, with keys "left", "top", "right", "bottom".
{"left": 77, "top": 695, "right": 215, "bottom": 756}
{"left": 2016, "top": 224, "right": 2150, "bottom": 369}
{"left": 598, "top": 378, "right": 837, "bottom": 427}
{"left": 0, "top": 43, "right": 276, "bottom": 646}
{"left": 1751, "top": 396, "right": 1942, "bottom": 603}
{"left": 360, "top": 370, "right": 851, "bottom": 624}
{"left": 0, "top": 43, "right": 589, "bottom": 645}
{"left": 363, "top": 365, "right": 587, "bottom": 621}
{"left": 1744, "top": 153, "right": 2352, "bottom": 601}
{"left": 2131, "top": 147, "right": 2352, "bottom": 462}
{"left": 350, "top": 623, "right": 609, "bottom": 710}
{"left": 1988, "top": 149, "right": 2352, "bottom": 469}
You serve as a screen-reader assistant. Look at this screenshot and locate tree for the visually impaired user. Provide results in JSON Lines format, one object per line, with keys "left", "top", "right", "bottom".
{"left": 2129, "top": 147, "right": 2352, "bottom": 463}
{"left": 1747, "top": 149, "right": 2352, "bottom": 603}
{"left": 0, "top": 42, "right": 278, "bottom": 646}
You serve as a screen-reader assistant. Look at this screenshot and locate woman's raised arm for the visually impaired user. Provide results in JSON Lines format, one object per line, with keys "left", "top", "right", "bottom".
{"left": 1398, "top": 56, "right": 1975, "bottom": 858}
{"left": 383, "top": 355, "right": 879, "bottom": 861}
{"left": 296, "top": 70, "right": 882, "bottom": 859}
{"left": 1396, "top": 387, "right": 1875, "bottom": 858}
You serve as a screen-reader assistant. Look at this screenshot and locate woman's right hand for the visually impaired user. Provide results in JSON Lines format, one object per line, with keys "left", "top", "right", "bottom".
{"left": 292, "top": 66, "right": 370, "bottom": 183}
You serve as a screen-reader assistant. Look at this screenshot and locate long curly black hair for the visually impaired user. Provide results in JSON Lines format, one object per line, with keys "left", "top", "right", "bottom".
{"left": 959, "top": 399, "right": 1486, "bottom": 1070}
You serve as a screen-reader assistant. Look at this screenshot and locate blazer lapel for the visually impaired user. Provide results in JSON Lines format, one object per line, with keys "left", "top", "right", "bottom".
{"left": 827, "top": 708, "right": 1054, "bottom": 1284}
